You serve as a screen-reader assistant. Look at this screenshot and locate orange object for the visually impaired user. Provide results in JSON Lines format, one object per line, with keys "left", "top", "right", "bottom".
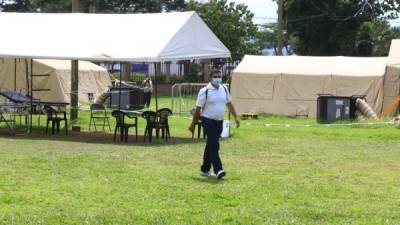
{"left": 381, "top": 96, "right": 400, "bottom": 117}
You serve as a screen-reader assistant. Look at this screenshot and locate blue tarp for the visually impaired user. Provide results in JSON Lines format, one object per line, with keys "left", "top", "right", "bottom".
{"left": 132, "top": 64, "right": 149, "bottom": 73}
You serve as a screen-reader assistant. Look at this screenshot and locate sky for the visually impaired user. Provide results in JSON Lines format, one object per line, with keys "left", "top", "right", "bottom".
{"left": 227, "top": 0, "right": 278, "bottom": 25}
{"left": 227, "top": 0, "right": 400, "bottom": 26}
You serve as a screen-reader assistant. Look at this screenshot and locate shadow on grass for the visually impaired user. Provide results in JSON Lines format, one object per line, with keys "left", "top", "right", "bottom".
{"left": 0, "top": 127, "right": 205, "bottom": 147}
{"left": 191, "top": 176, "right": 224, "bottom": 184}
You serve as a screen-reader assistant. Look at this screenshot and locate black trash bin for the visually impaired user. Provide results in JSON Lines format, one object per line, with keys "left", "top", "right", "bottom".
{"left": 317, "top": 94, "right": 365, "bottom": 123}
{"left": 109, "top": 87, "right": 145, "bottom": 110}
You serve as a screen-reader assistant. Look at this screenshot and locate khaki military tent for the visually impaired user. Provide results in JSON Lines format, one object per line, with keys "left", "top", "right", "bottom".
{"left": 231, "top": 55, "right": 398, "bottom": 117}
{"left": 0, "top": 58, "right": 111, "bottom": 103}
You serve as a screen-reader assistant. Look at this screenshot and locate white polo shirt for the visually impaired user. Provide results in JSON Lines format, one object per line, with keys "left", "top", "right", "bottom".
{"left": 196, "top": 83, "right": 232, "bottom": 120}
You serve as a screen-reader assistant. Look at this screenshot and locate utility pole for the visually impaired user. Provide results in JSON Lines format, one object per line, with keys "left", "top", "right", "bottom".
{"left": 277, "top": 0, "right": 284, "bottom": 56}
{"left": 71, "top": 0, "right": 80, "bottom": 120}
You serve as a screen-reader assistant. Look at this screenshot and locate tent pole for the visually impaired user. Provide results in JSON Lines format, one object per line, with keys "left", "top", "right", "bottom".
{"left": 25, "top": 59, "right": 29, "bottom": 96}
{"left": 70, "top": 60, "right": 79, "bottom": 120}
{"left": 155, "top": 62, "right": 159, "bottom": 112}
{"left": 14, "top": 58, "right": 17, "bottom": 91}
{"left": 30, "top": 58, "right": 33, "bottom": 130}
{"left": 227, "top": 60, "right": 232, "bottom": 137}
{"left": 119, "top": 62, "right": 122, "bottom": 111}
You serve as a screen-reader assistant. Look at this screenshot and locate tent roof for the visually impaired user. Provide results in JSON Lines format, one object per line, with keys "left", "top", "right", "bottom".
{"left": 0, "top": 11, "right": 230, "bottom": 62}
{"left": 35, "top": 59, "right": 107, "bottom": 71}
{"left": 234, "top": 55, "right": 388, "bottom": 77}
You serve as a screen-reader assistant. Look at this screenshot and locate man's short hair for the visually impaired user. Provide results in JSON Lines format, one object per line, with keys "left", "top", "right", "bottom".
{"left": 210, "top": 69, "right": 222, "bottom": 76}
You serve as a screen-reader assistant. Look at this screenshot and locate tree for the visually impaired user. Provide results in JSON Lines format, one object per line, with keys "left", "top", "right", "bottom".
{"left": 186, "top": 0, "right": 260, "bottom": 62}
{"left": 257, "top": 23, "right": 291, "bottom": 55}
{"left": 0, "top": 0, "right": 32, "bottom": 12}
{"left": 96, "top": 0, "right": 185, "bottom": 13}
{"left": 32, "top": 0, "right": 71, "bottom": 12}
{"left": 356, "top": 21, "right": 400, "bottom": 56}
{"left": 282, "top": 0, "right": 400, "bottom": 56}
{"left": 0, "top": 0, "right": 185, "bottom": 13}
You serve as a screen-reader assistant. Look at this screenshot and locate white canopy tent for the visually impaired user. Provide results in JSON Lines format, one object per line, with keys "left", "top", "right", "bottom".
{"left": 0, "top": 11, "right": 230, "bottom": 122}
{"left": 0, "top": 11, "right": 230, "bottom": 61}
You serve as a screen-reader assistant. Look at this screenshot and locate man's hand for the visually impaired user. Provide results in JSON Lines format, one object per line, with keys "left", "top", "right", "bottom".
{"left": 188, "top": 123, "right": 196, "bottom": 134}
{"left": 234, "top": 118, "right": 240, "bottom": 128}
{"left": 227, "top": 102, "right": 240, "bottom": 128}
{"left": 190, "top": 107, "right": 201, "bottom": 134}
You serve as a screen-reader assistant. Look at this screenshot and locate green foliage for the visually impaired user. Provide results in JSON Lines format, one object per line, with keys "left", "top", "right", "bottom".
{"left": 257, "top": 23, "right": 278, "bottom": 50}
{"left": 282, "top": 0, "right": 400, "bottom": 56}
{"left": 356, "top": 20, "right": 400, "bottom": 56}
{"left": 0, "top": 0, "right": 185, "bottom": 13}
{"left": 257, "top": 22, "right": 292, "bottom": 55}
{"left": 96, "top": 0, "right": 185, "bottom": 13}
{"left": 186, "top": 0, "right": 261, "bottom": 61}
{"left": 31, "top": 0, "right": 71, "bottom": 12}
{"left": 0, "top": 0, "right": 32, "bottom": 11}
{"left": 185, "top": 63, "right": 203, "bottom": 83}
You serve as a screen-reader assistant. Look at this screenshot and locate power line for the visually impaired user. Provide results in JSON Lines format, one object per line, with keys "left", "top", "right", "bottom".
{"left": 256, "top": 0, "right": 387, "bottom": 24}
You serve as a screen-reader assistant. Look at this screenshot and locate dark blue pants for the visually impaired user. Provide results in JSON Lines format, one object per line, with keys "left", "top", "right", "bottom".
{"left": 201, "top": 117, "right": 223, "bottom": 174}
{"left": 144, "top": 92, "right": 151, "bottom": 108}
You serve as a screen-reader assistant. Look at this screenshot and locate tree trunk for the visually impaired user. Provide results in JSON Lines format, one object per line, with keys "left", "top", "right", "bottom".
{"left": 277, "top": 0, "right": 284, "bottom": 56}
{"left": 72, "top": 0, "right": 80, "bottom": 12}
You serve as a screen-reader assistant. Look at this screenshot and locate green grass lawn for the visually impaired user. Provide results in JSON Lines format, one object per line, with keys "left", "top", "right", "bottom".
{"left": 0, "top": 96, "right": 399, "bottom": 224}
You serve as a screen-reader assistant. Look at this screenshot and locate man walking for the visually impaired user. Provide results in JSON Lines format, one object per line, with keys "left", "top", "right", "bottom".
{"left": 189, "top": 69, "right": 240, "bottom": 179}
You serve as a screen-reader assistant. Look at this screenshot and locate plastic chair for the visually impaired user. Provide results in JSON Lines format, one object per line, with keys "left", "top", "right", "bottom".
{"left": 89, "top": 104, "right": 111, "bottom": 132}
{"left": 190, "top": 108, "right": 206, "bottom": 139}
{"left": 193, "top": 119, "right": 206, "bottom": 139}
{"left": 157, "top": 108, "right": 172, "bottom": 141}
{"left": 44, "top": 105, "right": 68, "bottom": 135}
{"left": 142, "top": 110, "right": 159, "bottom": 143}
{"left": 111, "top": 110, "right": 138, "bottom": 142}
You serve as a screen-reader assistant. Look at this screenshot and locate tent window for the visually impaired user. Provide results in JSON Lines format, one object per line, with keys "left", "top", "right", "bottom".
{"left": 285, "top": 75, "right": 324, "bottom": 101}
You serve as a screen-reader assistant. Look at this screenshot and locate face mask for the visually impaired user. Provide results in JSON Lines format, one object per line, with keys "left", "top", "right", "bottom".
{"left": 211, "top": 77, "right": 222, "bottom": 85}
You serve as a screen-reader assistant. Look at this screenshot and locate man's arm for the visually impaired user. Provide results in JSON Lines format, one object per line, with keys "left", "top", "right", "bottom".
{"left": 227, "top": 102, "right": 240, "bottom": 128}
{"left": 189, "top": 106, "right": 202, "bottom": 133}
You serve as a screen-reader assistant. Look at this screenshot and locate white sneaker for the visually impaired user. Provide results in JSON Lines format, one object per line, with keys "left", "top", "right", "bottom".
{"left": 200, "top": 171, "right": 216, "bottom": 178}
{"left": 216, "top": 170, "right": 226, "bottom": 179}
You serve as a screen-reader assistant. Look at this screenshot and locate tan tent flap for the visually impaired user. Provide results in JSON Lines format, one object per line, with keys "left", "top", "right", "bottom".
{"left": 382, "top": 65, "right": 400, "bottom": 116}
{"left": 0, "top": 58, "right": 111, "bottom": 103}
{"left": 285, "top": 75, "right": 326, "bottom": 100}
{"left": 334, "top": 76, "right": 384, "bottom": 112}
{"left": 384, "top": 67, "right": 400, "bottom": 97}
{"left": 382, "top": 40, "right": 400, "bottom": 116}
{"left": 233, "top": 74, "right": 275, "bottom": 99}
